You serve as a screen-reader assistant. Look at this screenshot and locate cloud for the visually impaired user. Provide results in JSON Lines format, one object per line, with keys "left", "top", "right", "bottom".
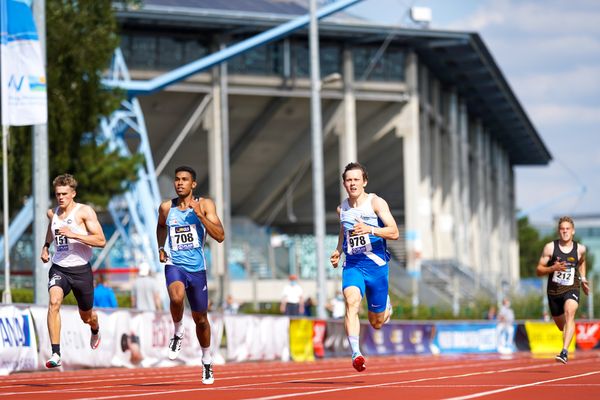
{"left": 527, "top": 104, "right": 600, "bottom": 125}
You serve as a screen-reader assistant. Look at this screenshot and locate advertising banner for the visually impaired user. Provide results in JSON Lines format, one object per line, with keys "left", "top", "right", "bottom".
{"left": 312, "top": 320, "right": 326, "bottom": 358}
{"left": 575, "top": 321, "right": 600, "bottom": 351}
{"left": 0, "top": 306, "right": 38, "bottom": 375}
{"left": 524, "top": 321, "right": 575, "bottom": 355}
{"left": 361, "top": 322, "right": 434, "bottom": 355}
{"left": 290, "top": 319, "right": 314, "bottom": 362}
{"left": 224, "top": 315, "right": 289, "bottom": 362}
{"left": 324, "top": 320, "right": 348, "bottom": 358}
{"left": 0, "top": 0, "right": 47, "bottom": 126}
{"left": 432, "top": 323, "right": 500, "bottom": 354}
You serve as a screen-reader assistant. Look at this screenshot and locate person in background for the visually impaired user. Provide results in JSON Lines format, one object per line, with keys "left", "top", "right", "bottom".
{"left": 497, "top": 298, "right": 514, "bottom": 324}
{"left": 93, "top": 273, "right": 118, "bottom": 308}
{"left": 131, "top": 262, "right": 163, "bottom": 311}
{"left": 280, "top": 274, "right": 304, "bottom": 316}
{"left": 327, "top": 290, "right": 346, "bottom": 319}
{"left": 303, "top": 297, "right": 315, "bottom": 317}
{"left": 485, "top": 304, "right": 497, "bottom": 320}
{"left": 223, "top": 294, "right": 240, "bottom": 315}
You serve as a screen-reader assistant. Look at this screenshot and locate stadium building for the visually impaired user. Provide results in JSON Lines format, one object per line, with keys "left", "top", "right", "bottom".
{"left": 111, "top": 0, "right": 551, "bottom": 306}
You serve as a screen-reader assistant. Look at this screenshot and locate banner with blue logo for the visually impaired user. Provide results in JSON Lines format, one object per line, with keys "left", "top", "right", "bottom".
{"left": 432, "top": 322, "right": 516, "bottom": 354}
{"left": 0, "top": 306, "right": 38, "bottom": 375}
{"left": 0, "top": 0, "right": 47, "bottom": 126}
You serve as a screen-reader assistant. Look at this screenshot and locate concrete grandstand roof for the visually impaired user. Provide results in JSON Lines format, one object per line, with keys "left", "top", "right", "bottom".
{"left": 116, "top": 0, "right": 551, "bottom": 166}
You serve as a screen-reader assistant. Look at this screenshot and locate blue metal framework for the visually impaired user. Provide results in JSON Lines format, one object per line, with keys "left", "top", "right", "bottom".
{"left": 1, "top": 0, "right": 364, "bottom": 270}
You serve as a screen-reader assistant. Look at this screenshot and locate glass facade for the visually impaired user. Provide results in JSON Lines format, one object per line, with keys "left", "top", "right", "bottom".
{"left": 120, "top": 32, "right": 405, "bottom": 82}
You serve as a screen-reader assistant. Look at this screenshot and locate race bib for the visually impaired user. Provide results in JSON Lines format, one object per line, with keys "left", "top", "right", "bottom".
{"left": 170, "top": 224, "right": 200, "bottom": 251}
{"left": 54, "top": 229, "right": 71, "bottom": 252}
{"left": 552, "top": 268, "right": 575, "bottom": 286}
{"left": 346, "top": 229, "right": 372, "bottom": 255}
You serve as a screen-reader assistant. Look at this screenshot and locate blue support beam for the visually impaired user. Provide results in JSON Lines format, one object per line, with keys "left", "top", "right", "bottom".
{"left": 102, "top": 0, "right": 364, "bottom": 95}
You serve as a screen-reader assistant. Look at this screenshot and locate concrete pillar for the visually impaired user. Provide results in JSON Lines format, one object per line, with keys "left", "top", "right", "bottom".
{"left": 458, "top": 101, "right": 471, "bottom": 268}
{"left": 400, "top": 52, "right": 422, "bottom": 308}
{"left": 418, "top": 65, "right": 433, "bottom": 259}
{"left": 209, "top": 66, "right": 225, "bottom": 297}
{"left": 339, "top": 47, "right": 357, "bottom": 200}
{"left": 448, "top": 90, "right": 462, "bottom": 262}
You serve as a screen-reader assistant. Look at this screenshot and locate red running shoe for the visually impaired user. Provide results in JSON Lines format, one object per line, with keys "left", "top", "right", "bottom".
{"left": 352, "top": 353, "right": 366, "bottom": 372}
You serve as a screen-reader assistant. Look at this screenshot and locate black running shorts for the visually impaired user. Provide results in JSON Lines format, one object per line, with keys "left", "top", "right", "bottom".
{"left": 48, "top": 263, "right": 95, "bottom": 311}
{"left": 548, "top": 289, "right": 580, "bottom": 317}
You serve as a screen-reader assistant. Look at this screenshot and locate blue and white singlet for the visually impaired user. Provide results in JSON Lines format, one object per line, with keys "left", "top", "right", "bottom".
{"left": 165, "top": 199, "right": 207, "bottom": 272}
{"left": 340, "top": 193, "right": 389, "bottom": 268}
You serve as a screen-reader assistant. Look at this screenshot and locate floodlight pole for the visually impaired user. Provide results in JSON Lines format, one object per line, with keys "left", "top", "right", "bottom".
{"left": 33, "top": 0, "right": 49, "bottom": 306}
{"left": 309, "top": 0, "right": 327, "bottom": 319}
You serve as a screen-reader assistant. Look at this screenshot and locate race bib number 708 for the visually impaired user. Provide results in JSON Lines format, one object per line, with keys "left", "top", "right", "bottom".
{"left": 170, "top": 224, "right": 200, "bottom": 251}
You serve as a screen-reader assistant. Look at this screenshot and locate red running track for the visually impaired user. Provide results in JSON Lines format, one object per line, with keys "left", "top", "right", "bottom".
{"left": 1, "top": 351, "right": 599, "bottom": 400}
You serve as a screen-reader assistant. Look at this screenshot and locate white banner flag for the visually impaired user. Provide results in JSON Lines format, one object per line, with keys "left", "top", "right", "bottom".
{"left": 0, "top": 0, "right": 47, "bottom": 126}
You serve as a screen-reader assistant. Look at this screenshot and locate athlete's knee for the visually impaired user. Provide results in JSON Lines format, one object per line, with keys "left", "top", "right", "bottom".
{"left": 48, "top": 297, "right": 62, "bottom": 312}
{"left": 370, "top": 319, "right": 384, "bottom": 330}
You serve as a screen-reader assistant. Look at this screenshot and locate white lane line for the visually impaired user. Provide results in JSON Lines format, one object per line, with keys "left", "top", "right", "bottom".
{"left": 74, "top": 358, "right": 592, "bottom": 400}
{"left": 442, "top": 371, "right": 600, "bottom": 400}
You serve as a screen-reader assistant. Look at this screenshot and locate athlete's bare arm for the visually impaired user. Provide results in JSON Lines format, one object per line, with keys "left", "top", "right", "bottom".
{"left": 578, "top": 244, "right": 589, "bottom": 296}
{"left": 352, "top": 196, "right": 399, "bottom": 240}
{"left": 156, "top": 201, "right": 171, "bottom": 263}
{"left": 371, "top": 196, "right": 399, "bottom": 240}
{"left": 57, "top": 205, "right": 106, "bottom": 248}
{"left": 330, "top": 206, "right": 344, "bottom": 268}
{"left": 40, "top": 209, "right": 55, "bottom": 263}
{"left": 191, "top": 197, "right": 224, "bottom": 243}
{"left": 535, "top": 242, "right": 567, "bottom": 276}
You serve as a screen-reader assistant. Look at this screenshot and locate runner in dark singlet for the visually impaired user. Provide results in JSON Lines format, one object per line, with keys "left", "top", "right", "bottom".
{"left": 536, "top": 216, "right": 589, "bottom": 364}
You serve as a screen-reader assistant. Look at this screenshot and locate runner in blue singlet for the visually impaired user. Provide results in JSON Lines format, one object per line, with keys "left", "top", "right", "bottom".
{"left": 156, "top": 166, "right": 224, "bottom": 385}
{"left": 330, "top": 162, "right": 399, "bottom": 372}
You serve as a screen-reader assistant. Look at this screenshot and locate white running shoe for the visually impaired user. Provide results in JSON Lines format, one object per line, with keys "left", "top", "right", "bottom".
{"left": 202, "top": 363, "right": 214, "bottom": 385}
{"left": 46, "top": 353, "right": 62, "bottom": 368}
{"left": 90, "top": 331, "right": 101, "bottom": 349}
{"left": 168, "top": 333, "right": 184, "bottom": 360}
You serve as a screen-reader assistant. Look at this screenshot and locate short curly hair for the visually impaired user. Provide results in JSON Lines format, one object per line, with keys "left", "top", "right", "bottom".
{"left": 52, "top": 174, "right": 78, "bottom": 190}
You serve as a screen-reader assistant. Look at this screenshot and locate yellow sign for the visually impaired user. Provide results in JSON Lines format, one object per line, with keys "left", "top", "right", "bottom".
{"left": 289, "top": 319, "right": 315, "bottom": 362}
{"left": 525, "top": 321, "right": 575, "bottom": 356}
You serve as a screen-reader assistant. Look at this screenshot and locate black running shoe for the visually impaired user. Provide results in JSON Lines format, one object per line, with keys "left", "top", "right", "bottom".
{"left": 202, "top": 363, "right": 214, "bottom": 385}
{"left": 555, "top": 350, "right": 568, "bottom": 364}
{"left": 168, "top": 334, "right": 183, "bottom": 360}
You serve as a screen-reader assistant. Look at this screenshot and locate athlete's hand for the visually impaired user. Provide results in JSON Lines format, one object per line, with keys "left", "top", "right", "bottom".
{"left": 158, "top": 248, "right": 168, "bottom": 263}
{"left": 57, "top": 226, "right": 75, "bottom": 239}
{"left": 352, "top": 218, "right": 370, "bottom": 235}
{"left": 582, "top": 279, "right": 590, "bottom": 296}
{"left": 552, "top": 259, "right": 568, "bottom": 273}
{"left": 40, "top": 247, "right": 50, "bottom": 263}
{"left": 189, "top": 197, "right": 206, "bottom": 220}
{"left": 330, "top": 249, "right": 340, "bottom": 268}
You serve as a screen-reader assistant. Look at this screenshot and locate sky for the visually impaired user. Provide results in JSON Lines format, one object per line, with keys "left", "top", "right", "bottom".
{"left": 348, "top": 0, "right": 600, "bottom": 227}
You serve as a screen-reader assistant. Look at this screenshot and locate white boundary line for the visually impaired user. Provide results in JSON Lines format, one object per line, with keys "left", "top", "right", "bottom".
{"left": 443, "top": 371, "right": 600, "bottom": 400}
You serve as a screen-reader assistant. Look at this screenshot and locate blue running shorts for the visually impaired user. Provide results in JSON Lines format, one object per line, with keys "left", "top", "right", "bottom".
{"left": 165, "top": 264, "right": 209, "bottom": 312}
{"left": 342, "top": 264, "right": 389, "bottom": 313}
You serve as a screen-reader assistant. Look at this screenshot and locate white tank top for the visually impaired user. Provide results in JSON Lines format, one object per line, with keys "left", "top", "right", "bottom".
{"left": 51, "top": 204, "right": 92, "bottom": 267}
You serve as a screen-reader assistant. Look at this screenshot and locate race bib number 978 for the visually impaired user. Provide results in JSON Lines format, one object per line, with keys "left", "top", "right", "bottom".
{"left": 170, "top": 224, "right": 200, "bottom": 251}
{"left": 346, "top": 229, "right": 372, "bottom": 255}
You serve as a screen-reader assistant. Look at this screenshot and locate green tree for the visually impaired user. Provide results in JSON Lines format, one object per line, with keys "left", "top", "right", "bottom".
{"left": 1, "top": 0, "right": 142, "bottom": 217}
{"left": 518, "top": 216, "right": 545, "bottom": 278}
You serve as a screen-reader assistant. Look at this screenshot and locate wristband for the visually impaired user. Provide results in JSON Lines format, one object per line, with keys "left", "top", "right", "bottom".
{"left": 370, "top": 227, "right": 375, "bottom": 236}
{"left": 158, "top": 246, "right": 164, "bottom": 252}
{"left": 581, "top": 277, "right": 588, "bottom": 283}
{"left": 43, "top": 242, "right": 51, "bottom": 249}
